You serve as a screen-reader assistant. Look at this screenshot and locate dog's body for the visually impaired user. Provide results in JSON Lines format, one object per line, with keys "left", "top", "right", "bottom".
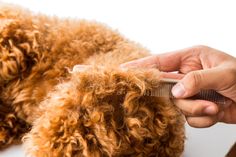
{"left": 0, "top": 3, "right": 185, "bottom": 157}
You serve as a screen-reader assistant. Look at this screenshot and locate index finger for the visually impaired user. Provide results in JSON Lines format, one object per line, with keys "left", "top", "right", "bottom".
{"left": 120, "top": 46, "right": 199, "bottom": 72}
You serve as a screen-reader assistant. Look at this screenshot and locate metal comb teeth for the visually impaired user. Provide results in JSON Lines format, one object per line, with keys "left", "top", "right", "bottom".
{"left": 144, "top": 78, "right": 227, "bottom": 105}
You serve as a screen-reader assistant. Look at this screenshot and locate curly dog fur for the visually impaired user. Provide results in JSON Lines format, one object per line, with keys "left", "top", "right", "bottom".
{"left": 0, "top": 3, "right": 185, "bottom": 157}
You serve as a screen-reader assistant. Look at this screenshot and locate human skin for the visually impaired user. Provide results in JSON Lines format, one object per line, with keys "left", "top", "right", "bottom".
{"left": 120, "top": 45, "right": 236, "bottom": 128}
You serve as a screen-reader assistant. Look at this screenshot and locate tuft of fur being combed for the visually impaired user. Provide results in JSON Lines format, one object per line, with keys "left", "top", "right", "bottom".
{"left": 0, "top": 2, "right": 185, "bottom": 157}
{"left": 24, "top": 67, "right": 185, "bottom": 157}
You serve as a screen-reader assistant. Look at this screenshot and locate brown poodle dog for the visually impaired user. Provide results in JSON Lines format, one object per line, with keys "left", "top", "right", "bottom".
{"left": 0, "top": 3, "right": 185, "bottom": 157}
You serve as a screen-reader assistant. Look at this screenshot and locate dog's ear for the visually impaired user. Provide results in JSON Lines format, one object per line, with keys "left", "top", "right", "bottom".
{"left": 0, "top": 18, "right": 39, "bottom": 84}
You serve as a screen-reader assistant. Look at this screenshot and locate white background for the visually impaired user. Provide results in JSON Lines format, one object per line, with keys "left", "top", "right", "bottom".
{"left": 1, "top": 0, "right": 236, "bottom": 157}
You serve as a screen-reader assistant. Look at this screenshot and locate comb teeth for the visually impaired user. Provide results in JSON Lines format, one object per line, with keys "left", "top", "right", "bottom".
{"left": 144, "top": 83, "right": 173, "bottom": 97}
{"left": 144, "top": 82, "right": 227, "bottom": 105}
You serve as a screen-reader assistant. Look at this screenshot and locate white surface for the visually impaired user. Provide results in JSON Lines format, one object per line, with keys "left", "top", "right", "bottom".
{"left": 1, "top": 124, "right": 236, "bottom": 157}
{"left": 1, "top": 0, "right": 236, "bottom": 157}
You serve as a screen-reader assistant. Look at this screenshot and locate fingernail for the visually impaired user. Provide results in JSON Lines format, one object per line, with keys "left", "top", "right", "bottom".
{"left": 119, "top": 64, "right": 128, "bottom": 71}
{"left": 119, "top": 63, "right": 135, "bottom": 69}
{"left": 72, "top": 65, "right": 90, "bottom": 72}
{"left": 204, "top": 106, "right": 217, "bottom": 115}
{"left": 172, "top": 83, "right": 186, "bottom": 97}
{"left": 119, "top": 64, "right": 125, "bottom": 68}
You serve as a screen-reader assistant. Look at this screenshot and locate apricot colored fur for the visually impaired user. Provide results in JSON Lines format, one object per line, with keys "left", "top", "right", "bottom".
{"left": 0, "top": 3, "right": 185, "bottom": 157}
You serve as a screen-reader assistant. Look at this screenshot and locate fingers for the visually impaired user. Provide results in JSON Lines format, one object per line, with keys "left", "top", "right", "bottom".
{"left": 160, "top": 72, "right": 184, "bottom": 80}
{"left": 186, "top": 113, "right": 224, "bottom": 128}
{"left": 171, "top": 68, "right": 228, "bottom": 98}
{"left": 120, "top": 53, "right": 181, "bottom": 71}
{"left": 174, "top": 99, "right": 219, "bottom": 116}
{"left": 174, "top": 99, "right": 232, "bottom": 127}
{"left": 120, "top": 46, "right": 202, "bottom": 72}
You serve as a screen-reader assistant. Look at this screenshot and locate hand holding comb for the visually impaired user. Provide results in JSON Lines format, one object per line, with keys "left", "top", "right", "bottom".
{"left": 145, "top": 78, "right": 228, "bottom": 105}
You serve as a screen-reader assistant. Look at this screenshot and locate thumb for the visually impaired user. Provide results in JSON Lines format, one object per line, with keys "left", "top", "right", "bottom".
{"left": 171, "top": 68, "right": 224, "bottom": 98}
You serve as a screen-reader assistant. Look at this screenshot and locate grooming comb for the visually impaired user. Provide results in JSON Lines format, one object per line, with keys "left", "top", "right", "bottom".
{"left": 145, "top": 78, "right": 228, "bottom": 105}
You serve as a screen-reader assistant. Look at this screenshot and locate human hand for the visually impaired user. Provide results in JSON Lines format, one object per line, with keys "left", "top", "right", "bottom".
{"left": 120, "top": 45, "right": 236, "bottom": 128}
